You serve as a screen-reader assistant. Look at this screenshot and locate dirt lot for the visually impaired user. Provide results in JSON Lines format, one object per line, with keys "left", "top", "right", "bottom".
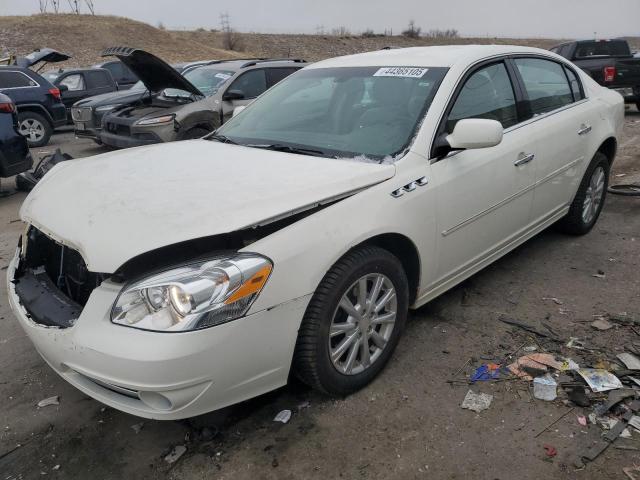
{"left": 0, "top": 109, "right": 639, "bottom": 480}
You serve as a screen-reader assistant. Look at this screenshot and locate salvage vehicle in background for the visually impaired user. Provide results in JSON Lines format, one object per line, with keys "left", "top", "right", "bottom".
{"left": 43, "top": 68, "right": 117, "bottom": 122}
{"left": 0, "top": 93, "right": 31, "bottom": 191}
{"left": 91, "top": 59, "right": 139, "bottom": 89}
{"left": 99, "top": 47, "right": 306, "bottom": 148}
{"left": 551, "top": 39, "right": 640, "bottom": 109}
{"left": 71, "top": 62, "right": 213, "bottom": 144}
{"left": 0, "top": 65, "right": 67, "bottom": 147}
{"left": 7, "top": 46, "right": 623, "bottom": 419}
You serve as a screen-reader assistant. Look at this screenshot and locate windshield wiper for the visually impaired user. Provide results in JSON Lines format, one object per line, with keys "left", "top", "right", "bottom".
{"left": 209, "top": 134, "right": 238, "bottom": 145}
{"left": 245, "top": 143, "right": 328, "bottom": 157}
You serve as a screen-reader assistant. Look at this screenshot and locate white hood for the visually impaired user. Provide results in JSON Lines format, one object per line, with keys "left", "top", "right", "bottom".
{"left": 20, "top": 140, "right": 395, "bottom": 273}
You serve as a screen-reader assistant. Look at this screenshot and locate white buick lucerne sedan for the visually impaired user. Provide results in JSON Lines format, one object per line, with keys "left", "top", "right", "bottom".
{"left": 8, "top": 45, "right": 623, "bottom": 419}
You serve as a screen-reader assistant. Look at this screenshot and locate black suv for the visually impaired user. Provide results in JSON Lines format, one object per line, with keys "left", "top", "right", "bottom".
{"left": 92, "top": 60, "right": 139, "bottom": 89}
{"left": 42, "top": 68, "right": 118, "bottom": 121}
{"left": 0, "top": 93, "right": 31, "bottom": 185}
{"left": 0, "top": 66, "right": 67, "bottom": 147}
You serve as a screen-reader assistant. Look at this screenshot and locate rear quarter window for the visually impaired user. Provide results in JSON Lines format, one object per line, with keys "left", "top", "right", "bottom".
{"left": 0, "top": 70, "right": 37, "bottom": 88}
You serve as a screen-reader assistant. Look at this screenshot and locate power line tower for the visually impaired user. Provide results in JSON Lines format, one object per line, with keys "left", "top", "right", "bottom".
{"left": 66, "top": 0, "right": 80, "bottom": 14}
{"left": 219, "top": 12, "right": 231, "bottom": 33}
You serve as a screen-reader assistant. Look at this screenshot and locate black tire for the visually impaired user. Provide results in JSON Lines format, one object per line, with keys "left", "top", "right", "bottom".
{"left": 292, "top": 246, "right": 408, "bottom": 396}
{"left": 17, "top": 111, "right": 53, "bottom": 148}
{"left": 181, "top": 127, "right": 210, "bottom": 140}
{"left": 608, "top": 184, "right": 640, "bottom": 196}
{"left": 636, "top": 102, "right": 640, "bottom": 113}
{"left": 556, "top": 152, "right": 610, "bottom": 235}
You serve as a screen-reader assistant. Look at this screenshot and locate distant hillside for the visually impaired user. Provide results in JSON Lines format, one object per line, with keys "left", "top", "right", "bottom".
{"left": 1, "top": 14, "right": 637, "bottom": 68}
{"left": 0, "top": 14, "right": 243, "bottom": 68}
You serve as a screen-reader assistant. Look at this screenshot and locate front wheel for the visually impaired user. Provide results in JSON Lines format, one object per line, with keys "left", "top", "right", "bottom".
{"left": 293, "top": 246, "right": 408, "bottom": 396}
{"left": 181, "top": 127, "right": 211, "bottom": 140}
{"left": 557, "top": 152, "right": 609, "bottom": 235}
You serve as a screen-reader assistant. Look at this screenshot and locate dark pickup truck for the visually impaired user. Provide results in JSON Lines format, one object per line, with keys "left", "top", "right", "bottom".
{"left": 551, "top": 39, "right": 640, "bottom": 109}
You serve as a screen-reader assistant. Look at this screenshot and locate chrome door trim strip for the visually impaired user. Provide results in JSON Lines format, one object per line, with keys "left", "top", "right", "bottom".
{"left": 441, "top": 157, "right": 581, "bottom": 237}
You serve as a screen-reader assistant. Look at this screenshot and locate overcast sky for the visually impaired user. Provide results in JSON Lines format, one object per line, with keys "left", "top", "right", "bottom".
{"left": 1, "top": 0, "right": 639, "bottom": 38}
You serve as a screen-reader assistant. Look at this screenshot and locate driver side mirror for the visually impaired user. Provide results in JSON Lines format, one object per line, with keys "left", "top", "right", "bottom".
{"left": 223, "top": 89, "right": 245, "bottom": 101}
{"left": 58, "top": 84, "right": 69, "bottom": 93}
{"left": 446, "top": 119, "right": 503, "bottom": 150}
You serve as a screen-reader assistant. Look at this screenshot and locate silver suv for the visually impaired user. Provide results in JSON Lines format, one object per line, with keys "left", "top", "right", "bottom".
{"left": 98, "top": 47, "right": 307, "bottom": 148}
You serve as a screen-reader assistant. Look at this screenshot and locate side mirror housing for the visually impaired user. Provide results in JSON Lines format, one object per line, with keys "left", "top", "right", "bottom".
{"left": 58, "top": 84, "right": 69, "bottom": 93}
{"left": 223, "top": 89, "right": 245, "bottom": 101}
{"left": 445, "top": 118, "right": 503, "bottom": 150}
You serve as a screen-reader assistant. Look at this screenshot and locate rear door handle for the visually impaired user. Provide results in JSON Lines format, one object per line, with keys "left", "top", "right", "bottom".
{"left": 578, "top": 124, "right": 592, "bottom": 136}
{"left": 514, "top": 152, "right": 535, "bottom": 167}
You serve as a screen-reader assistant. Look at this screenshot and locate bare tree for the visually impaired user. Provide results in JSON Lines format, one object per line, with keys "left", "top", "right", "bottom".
{"left": 402, "top": 20, "right": 421, "bottom": 39}
{"left": 38, "top": 0, "right": 48, "bottom": 13}
{"left": 84, "top": 0, "right": 95, "bottom": 14}
{"left": 220, "top": 12, "right": 243, "bottom": 51}
{"left": 424, "top": 28, "right": 459, "bottom": 39}
{"left": 330, "top": 26, "right": 351, "bottom": 37}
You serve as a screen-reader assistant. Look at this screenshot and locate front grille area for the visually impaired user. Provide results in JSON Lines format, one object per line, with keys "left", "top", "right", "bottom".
{"left": 105, "top": 122, "right": 130, "bottom": 136}
{"left": 71, "top": 106, "right": 92, "bottom": 122}
{"left": 13, "top": 228, "right": 109, "bottom": 328}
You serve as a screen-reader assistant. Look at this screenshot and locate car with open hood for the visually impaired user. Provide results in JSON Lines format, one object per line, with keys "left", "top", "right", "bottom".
{"left": 70, "top": 62, "right": 212, "bottom": 143}
{"left": 98, "top": 47, "right": 306, "bottom": 148}
{"left": 7, "top": 45, "right": 623, "bottom": 419}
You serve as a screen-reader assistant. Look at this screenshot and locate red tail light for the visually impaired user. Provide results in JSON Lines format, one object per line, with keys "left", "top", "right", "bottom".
{"left": 0, "top": 101, "right": 16, "bottom": 113}
{"left": 603, "top": 66, "right": 616, "bottom": 82}
{"left": 48, "top": 87, "right": 61, "bottom": 100}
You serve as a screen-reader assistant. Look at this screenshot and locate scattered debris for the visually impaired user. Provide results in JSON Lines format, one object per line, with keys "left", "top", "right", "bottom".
{"left": 533, "top": 374, "right": 557, "bottom": 401}
{"left": 629, "top": 416, "right": 640, "bottom": 432}
{"left": 131, "top": 423, "right": 144, "bottom": 434}
{"left": 52, "top": 465, "right": 60, "bottom": 471}
{"left": 460, "top": 390, "right": 493, "bottom": 413}
{"left": 617, "top": 353, "right": 640, "bottom": 370}
{"left": 591, "top": 318, "right": 614, "bottom": 331}
{"left": 470, "top": 363, "right": 502, "bottom": 382}
{"left": 566, "top": 337, "right": 586, "bottom": 349}
{"left": 577, "top": 415, "right": 587, "bottom": 426}
{"left": 568, "top": 388, "right": 591, "bottom": 407}
{"left": 610, "top": 313, "right": 640, "bottom": 327}
{"left": 543, "top": 444, "right": 557, "bottom": 457}
{"left": 594, "top": 389, "right": 637, "bottom": 416}
{"left": 164, "top": 445, "right": 187, "bottom": 464}
{"left": 499, "top": 317, "right": 562, "bottom": 341}
{"left": 577, "top": 369, "right": 623, "bottom": 392}
{"left": 630, "top": 377, "right": 640, "bottom": 388}
{"left": 297, "top": 401, "right": 311, "bottom": 411}
{"left": 274, "top": 410, "right": 292, "bottom": 424}
{"left": 535, "top": 408, "right": 574, "bottom": 438}
{"left": 592, "top": 270, "right": 606, "bottom": 279}
{"left": 624, "top": 466, "right": 640, "bottom": 480}
{"left": 523, "top": 345, "right": 537, "bottom": 352}
{"left": 508, "top": 353, "right": 567, "bottom": 380}
{"left": 543, "top": 297, "right": 563, "bottom": 305}
{"left": 37, "top": 396, "right": 59, "bottom": 408}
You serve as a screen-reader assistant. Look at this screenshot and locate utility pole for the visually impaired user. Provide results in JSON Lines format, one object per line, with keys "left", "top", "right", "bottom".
{"left": 220, "top": 12, "right": 230, "bottom": 33}
{"left": 38, "top": 0, "right": 48, "bottom": 13}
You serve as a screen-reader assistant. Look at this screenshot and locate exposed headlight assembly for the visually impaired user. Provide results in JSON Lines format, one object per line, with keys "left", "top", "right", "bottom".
{"left": 111, "top": 254, "right": 272, "bottom": 332}
{"left": 136, "top": 114, "right": 175, "bottom": 126}
{"left": 95, "top": 104, "right": 120, "bottom": 112}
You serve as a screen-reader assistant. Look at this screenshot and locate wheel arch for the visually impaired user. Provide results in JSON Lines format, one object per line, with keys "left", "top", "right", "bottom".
{"left": 596, "top": 137, "right": 617, "bottom": 167}
{"left": 356, "top": 233, "right": 421, "bottom": 306}
{"left": 16, "top": 104, "right": 54, "bottom": 125}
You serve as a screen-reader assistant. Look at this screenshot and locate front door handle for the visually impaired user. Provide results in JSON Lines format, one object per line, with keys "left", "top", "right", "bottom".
{"left": 514, "top": 152, "right": 535, "bottom": 167}
{"left": 578, "top": 124, "right": 592, "bottom": 136}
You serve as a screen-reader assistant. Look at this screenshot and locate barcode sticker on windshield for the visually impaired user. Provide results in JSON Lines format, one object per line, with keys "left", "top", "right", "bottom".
{"left": 374, "top": 67, "right": 428, "bottom": 78}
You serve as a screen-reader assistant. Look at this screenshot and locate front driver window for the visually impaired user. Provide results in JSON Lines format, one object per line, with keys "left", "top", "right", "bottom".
{"left": 446, "top": 62, "right": 517, "bottom": 133}
{"left": 59, "top": 74, "right": 84, "bottom": 91}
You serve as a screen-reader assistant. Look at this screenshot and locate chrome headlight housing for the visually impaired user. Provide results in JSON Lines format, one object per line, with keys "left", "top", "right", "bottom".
{"left": 111, "top": 254, "right": 272, "bottom": 332}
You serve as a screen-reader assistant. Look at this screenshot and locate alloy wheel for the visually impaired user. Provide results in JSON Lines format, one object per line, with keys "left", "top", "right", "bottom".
{"left": 328, "top": 273, "right": 397, "bottom": 375}
{"left": 19, "top": 118, "right": 45, "bottom": 143}
{"left": 582, "top": 165, "right": 605, "bottom": 224}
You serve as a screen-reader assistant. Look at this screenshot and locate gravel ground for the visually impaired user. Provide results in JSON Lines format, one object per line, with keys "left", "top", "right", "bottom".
{"left": 0, "top": 109, "right": 639, "bottom": 480}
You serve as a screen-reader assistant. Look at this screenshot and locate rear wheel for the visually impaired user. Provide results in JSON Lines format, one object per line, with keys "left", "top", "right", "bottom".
{"left": 181, "top": 127, "right": 210, "bottom": 140}
{"left": 293, "top": 246, "right": 408, "bottom": 396}
{"left": 636, "top": 102, "right": 640, "bottom": 113}
{"left": 18, "top": 112, "right": 52, "bottom": 148}
{"left": 557, "top": 152, "right": 609, "bottom": 235}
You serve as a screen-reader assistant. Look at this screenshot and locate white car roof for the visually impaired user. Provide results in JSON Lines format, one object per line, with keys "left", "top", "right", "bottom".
{"left": 307, "top": 45, "right": 556, "bottom": 69}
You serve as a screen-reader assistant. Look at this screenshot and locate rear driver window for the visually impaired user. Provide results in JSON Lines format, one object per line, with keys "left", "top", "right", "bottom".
{"left": 446, "top": 62, "right": 518, "bottom": 132}
{"left": 515, "top": 58, "right": 573, "bottom": 115}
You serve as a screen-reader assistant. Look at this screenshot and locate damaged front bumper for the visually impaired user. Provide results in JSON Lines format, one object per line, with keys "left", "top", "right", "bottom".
{"left": 7, "top": 249, "right": 310, "bottom": 419}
